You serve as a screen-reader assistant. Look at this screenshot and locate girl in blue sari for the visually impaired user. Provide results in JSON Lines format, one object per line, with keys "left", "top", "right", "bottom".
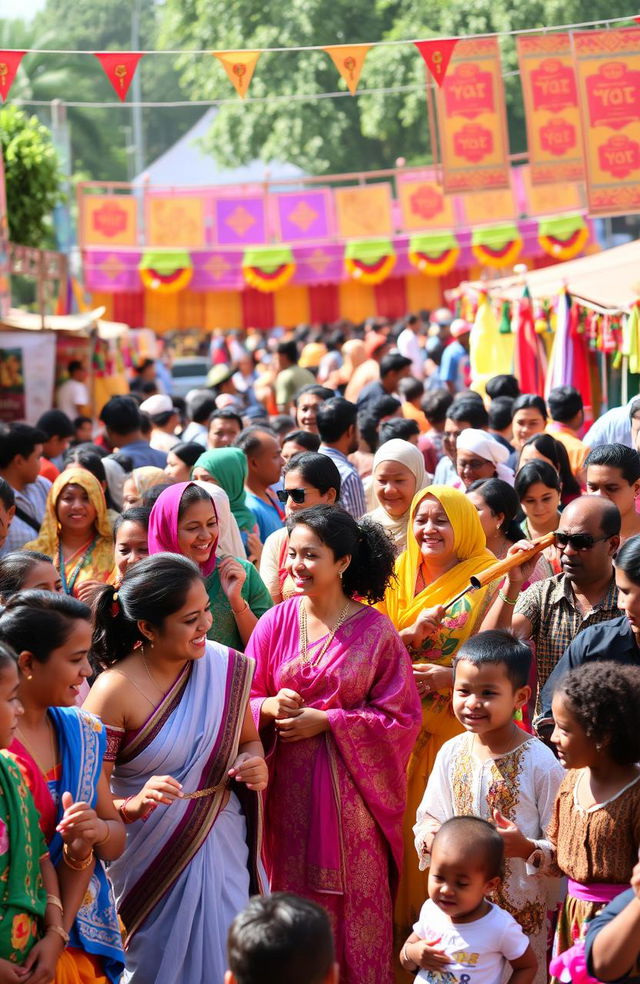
{"left": 0, "top": 592, "right": 125, "bottom": 984}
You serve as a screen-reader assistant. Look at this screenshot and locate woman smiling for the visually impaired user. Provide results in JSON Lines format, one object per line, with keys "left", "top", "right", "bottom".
{"left": 366, "top": 439, "right": 427, "bottom": 555}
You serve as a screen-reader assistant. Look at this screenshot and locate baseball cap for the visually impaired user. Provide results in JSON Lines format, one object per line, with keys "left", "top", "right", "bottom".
{"left": 450, "top": 318, "right": 472, "bottom": 339}
{"left": 139, "top": 393, "right": 173, "bottom": 416}
{"left": 207, "top": 364, "right": 235, "bottom": 389}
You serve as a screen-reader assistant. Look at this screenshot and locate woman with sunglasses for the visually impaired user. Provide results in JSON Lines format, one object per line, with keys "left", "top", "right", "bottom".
{"left": 260, "top": 453, "right": 342, "bottom": 604}
{"left": 148, "top": 482, "right": 272, "bottom": 649}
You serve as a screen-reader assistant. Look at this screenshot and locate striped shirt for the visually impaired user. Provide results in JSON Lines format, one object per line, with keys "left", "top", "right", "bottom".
{"left": 0, "top": 476, "right": 51, "bottom": 555}
{"left": 318, "top": 445, "right": 366, "bottom": 520}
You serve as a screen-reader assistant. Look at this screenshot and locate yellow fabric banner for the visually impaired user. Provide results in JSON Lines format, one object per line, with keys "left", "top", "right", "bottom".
{"left": 213, "top": 50, "right": 262, "bottom": 98}
{"left": 323, "top": 45, "right": 371, "bottom": 95}
{"left": 517, "top": 33, "right": 584, "bottom": 185}
{"left": 436, "top": 37, "right": 510, "bottom": 192}
{"left": 81, "top": 196, "right": 137, "bottom": 247}
{"left": 573, "top": 27, "right": 640, "bottom": 216}
{"left": 334, "top": 185, "right": 393, "bottom": 238}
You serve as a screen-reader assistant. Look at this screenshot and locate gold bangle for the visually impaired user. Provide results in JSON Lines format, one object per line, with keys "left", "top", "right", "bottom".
{"left": 62, "top": 843, "right": 94, "bottom": 871}
{"left": 46, "top": 924, "right": 70, "bottom": 946}
{"left": 498, "top": 588, "right": 519, "bottom": 606}
{"left": 46, "top": 893, "right": 63, "bottom": 912}
{"left": 232, "top": 601, "right": 249, "bottom": 616}
{"left": 94, "top": 821, "right": 111, "bottom": 847}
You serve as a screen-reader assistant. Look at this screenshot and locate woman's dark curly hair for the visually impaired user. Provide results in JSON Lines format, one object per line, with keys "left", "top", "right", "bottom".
{"left": 555, "top": 661, "right": 640, "bottom": 765}
{"left": 286, "top": 505, "right": 395, "bottom": 603}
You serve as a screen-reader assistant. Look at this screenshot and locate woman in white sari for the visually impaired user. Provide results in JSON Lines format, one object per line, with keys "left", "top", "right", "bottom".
{"left": 85, "top": 553, "right": 267, "bottom": 984}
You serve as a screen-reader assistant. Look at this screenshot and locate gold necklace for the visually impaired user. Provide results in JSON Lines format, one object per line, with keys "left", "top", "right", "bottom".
{"left": 299, "top": 598, "right": 351, "bottom": 666}
{"left": 142, "top": 657, "right": 168, "bottom": 699}
{"left": 16, "top": 717, "right": 58, "bottom": 775}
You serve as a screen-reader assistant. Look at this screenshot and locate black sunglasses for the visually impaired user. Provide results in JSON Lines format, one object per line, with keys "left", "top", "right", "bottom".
{"left": 276, "top": 488, "right": 307, "bottom": 505}
{"left": 554, "top": 531, "right": 610, "bottom": 551}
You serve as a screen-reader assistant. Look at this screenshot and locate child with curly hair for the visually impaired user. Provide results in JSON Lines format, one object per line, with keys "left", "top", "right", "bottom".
{"left": 548, "top": 661, "right": 640, "bottom": 980}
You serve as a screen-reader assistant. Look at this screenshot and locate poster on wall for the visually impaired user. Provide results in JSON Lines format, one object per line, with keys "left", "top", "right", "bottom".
{"left": 0, "top": 332, "right": 56, "bottom": 423}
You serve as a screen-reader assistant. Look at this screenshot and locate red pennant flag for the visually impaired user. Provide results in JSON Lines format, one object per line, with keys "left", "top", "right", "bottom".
{"left": 0, "top": 51, "right": 26, "bottom": 102}
{"left": 94, "top": 52, "right": 144, "bottom": 102}
{"left": 414, "top": 38, "right": 458, "bottom": 87}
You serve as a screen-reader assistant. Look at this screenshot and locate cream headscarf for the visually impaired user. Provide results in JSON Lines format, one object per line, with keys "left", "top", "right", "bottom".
{"left": 456, "top": 429, "right": 515, "bottom": 485}
{"left": 366, "top": 440, "right": 427, "bottom": 553}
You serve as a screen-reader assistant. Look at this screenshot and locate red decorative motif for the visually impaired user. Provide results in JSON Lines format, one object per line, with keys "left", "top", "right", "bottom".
{"left": 409, "top": 185, "right": 445, "bottom": 220}
{"left": 92, "top": 201, "right": 128, "bottom": 238}
{"left": 539, "top": 117, "right": 577, "bottom": 156}
{"left": 453, "top": 123, "right": 494, "bottom": 163}
{"left": 597, "top": 134, "right": 640, "bottom": 179}
{"left": 444, "top": 63, "right": 494, "bottom": 119}
{"left": 531, "top": 59, "right": 577, "bottom": 112}
{"left": 585, "top": 62, "right": 640, "bottom": 131}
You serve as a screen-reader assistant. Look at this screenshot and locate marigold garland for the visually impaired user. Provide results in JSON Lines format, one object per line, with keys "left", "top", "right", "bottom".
{"left": 344, "top": 254, "right": 396, "bottom": 285}
{"left": 538, "top": 225, "right": 589, "bottom": 261}
{"left": 408, "top": 247, "right": 461, "bottom": 277}
{"left": 471, "top": 238, "right": 522, "bottom": 269}
{"left": 139, "top": 265, "right": 193, "bottom": 293}
{"left": 242, "top": 262, "right": 296, "bottom": 292}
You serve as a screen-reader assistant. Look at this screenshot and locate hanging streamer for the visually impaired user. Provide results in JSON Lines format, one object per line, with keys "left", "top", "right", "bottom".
{"left": 213, "top": 51, "right": 262, "bottom": 98}
{"left": 471, "top": 223, "right": 522, "bottom": 268}
{"left": 537, "top": 215, "right": 589, "bottom": 260}
{"left": 242, "top": 245, "right": 295, "bottom": 292}
{"left": 414, "top": 39, "right": 458, "bottom": 88}
{"left": 0, "top": 51, "right": 26, "bottom": 103}
{"left": 323, "top": 45, "right": 371, "bottom": 95}
{"left": 139, "top": 250, "right": 193, "bottom": 293}
{"left": 94, "top": 52, "right": 144, "bottom": 102}
{"left": 344, "top": 239, "right": 396, "bottom": 285}
{"left": 408, "top": 231, "right": 461, "bottom": 276}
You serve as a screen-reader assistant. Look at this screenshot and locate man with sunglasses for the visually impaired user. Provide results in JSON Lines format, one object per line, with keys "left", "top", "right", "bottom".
{"left": 481, "top": 496, "right": 622, "bottom": 716}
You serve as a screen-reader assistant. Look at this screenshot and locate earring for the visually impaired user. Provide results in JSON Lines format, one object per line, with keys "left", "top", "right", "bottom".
{"left": 26, "top": 674, "right": 33, "bottom": 681}
{"left": 338, "top": 571, "right": 343, "bottom": 579}
{"left": 150, "top": 640, "right": 154, "bottom": 649}
{"left": 596, "top": 743, "right": 602, "bottom": 751}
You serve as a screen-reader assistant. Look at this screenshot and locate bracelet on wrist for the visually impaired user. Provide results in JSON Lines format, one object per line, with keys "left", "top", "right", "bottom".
{"left": 94, "top": 821, "right": 111, "bottom": 846}
{"left": 46, "top": 893, "right": 63, "bottom": 913}
{"left": 498, "top": 588, "right": 519, "bottom": 606}
{"left": 401, "top": 943, "right": 417, "bottom": 969}
{"left": 232, "top": 601, "right": 249, "bottom": 616}
{"left": 46, "top": 924, "right": 70, "bottom": 946}
{"left": 62, "top": 843, "right": 94, "bottom": 871}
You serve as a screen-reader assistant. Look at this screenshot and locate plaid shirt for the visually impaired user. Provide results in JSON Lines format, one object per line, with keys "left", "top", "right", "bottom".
{"left": 514, "top": 571, "right": 621, "bottom": 690}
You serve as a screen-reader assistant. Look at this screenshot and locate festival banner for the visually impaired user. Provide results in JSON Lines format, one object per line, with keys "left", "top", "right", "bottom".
{"left": 276, "top": 190, "right": 332, "bottom": 241}
{"left": 323, "top": 45, "right": 371, "bottom": 95}
{"left": 334, "top": 184, "right": 393, "bottom": 238}
{"left": 397, "top": 179, "right": 456, "bottom": 230}
{"left": 189, "top": 251, "right": 244, "bottom": 292}
{"left": 293, "top": 244, "right": 345, "bottom": 285}
{"left": 519, "top": 165, "right": 584, "bottom": 216}
{"left": 242, "top": 245, "right": 295, "bottom": 292}
{"left": 537, "top": 214, "right": 589, "bottom": 260}
{"left": 471, "top": 223, "right": 522, "bottom": 267}
{"left": 215, "top": 196, "right": 266, "bottom": 245}
{"left": 139, "top": 250, "right": 193, "bottom": 293}
{"left": 573, "top": 28, "right": 640, "bottom": 216}
{"left": 344, "top": 239, "right": 396, "bottom": 285}
{"left": 94, "top": 52, "right": 144, "bottom": 102}
{"left": 81, "top": 196, "right": 137, "bottom": 247}
{"left": 83, "top": 249, "right": 142, "bottom": 292}
{"left": 213, "top": 51, "right": 262, "bottom": 98}
{"left": 517, "top": 34, "right": 584, "bottom": 185}
{"left": 0, "top": 332, "right": 56, "bottom": 424}
{"left": 147, "top": 196, "right": 205, "bottom": 248}
{"left": 436, "top": 38, "right": 511, "bottom": 192}
{"left": 460, "top": 186, "right": 516, "bottom": 226}
{"left": 414, "top": 39, "right": 458, "bottom": 88}
{"left": 0, "top": 51, "right": 25, "bottom": 102}
{"left": 408, "top": 231, "right": 461, "bottom": 276}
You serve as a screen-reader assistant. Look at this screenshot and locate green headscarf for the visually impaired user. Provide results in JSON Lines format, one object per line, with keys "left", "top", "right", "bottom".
{"left": 193, "top": 447, "right": 257, "bottom": 533}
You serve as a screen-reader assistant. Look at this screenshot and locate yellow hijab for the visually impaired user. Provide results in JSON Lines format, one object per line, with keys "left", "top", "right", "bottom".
{"left": 26, "top": 468, "right": 114, "bottom": 586}
{"left": 377, "top": 485, "right": 497, "bottom": 631}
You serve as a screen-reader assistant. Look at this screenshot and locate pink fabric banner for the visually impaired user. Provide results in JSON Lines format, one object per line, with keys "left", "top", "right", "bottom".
{"left": 276, "top": 190, "right": 332, "bottom": 241}
{"left": 83, "top": 250, "right": 142, "bottom": 292}
{"left": 189, "top": 251, "right": 244, "bottom": 291}
{"left": 215, "top": 196, "right": 266, "bottom": 245}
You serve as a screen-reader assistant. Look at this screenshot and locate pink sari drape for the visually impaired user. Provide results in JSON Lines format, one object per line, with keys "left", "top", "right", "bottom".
{"left": 247, "top": 600, "right": 421, "bottom": 984}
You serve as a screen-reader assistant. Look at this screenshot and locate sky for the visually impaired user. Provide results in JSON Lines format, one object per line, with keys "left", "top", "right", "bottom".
{"left": 0, "top": 0, "right": 45, "bottom": 19}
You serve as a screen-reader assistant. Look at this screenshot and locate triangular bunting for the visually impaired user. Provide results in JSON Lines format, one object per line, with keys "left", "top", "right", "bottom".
{"left": 414, "top": 38, "right": 458, "bottom": 87}
{"left": 0, "top": 51, "right": 26, "bottom": 103}
{"left": 323, "top": 45, "right": 371, "bottom": 95}
{"left": 94, "top": 52, "right": 144, "bottom": 102}
{"left": 213, "top": 51, "right": 262, "bottom": 98}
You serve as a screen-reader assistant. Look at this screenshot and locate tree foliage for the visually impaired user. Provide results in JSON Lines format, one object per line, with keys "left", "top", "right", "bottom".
{"left": 159, "top": 0, "right": 640, "bottom": 175}
{"left": 0, "top": 104, "right": 63, "bottom": 247}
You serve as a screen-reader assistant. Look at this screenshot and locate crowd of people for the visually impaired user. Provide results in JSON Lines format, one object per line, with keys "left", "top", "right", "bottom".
{"left": 0, "top": 308, "right": 639, "bottom": 984}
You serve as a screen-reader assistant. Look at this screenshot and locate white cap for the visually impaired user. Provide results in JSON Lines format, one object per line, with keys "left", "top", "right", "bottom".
{"left": 139, "top": 393, "right": 174, "bottom": 416}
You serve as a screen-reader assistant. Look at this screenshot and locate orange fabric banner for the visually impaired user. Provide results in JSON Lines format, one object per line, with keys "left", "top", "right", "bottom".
{"left": 397, "top": 180, "right": 455, "bottom": 230}
{"left": 323, "top": 45, "right": 371, "bottom": 95}
{"left": 573, "top": 27, "right": 640, "bottom": 216}
{"left": 213, "top": 50, "right": 261, "bottom": 98}
{"left": 147, "top": 197, "right": 205, "bottom": 247}
{"left": 517, "top": 33, "right": 584, "bottom": 185}
{"left": 334, "top": 185, "right": 393, "bottom": 238}
{"left": 436, "top": 38, "right": 510, "bottom": 192}
{"left": 81, "top": 196, "right": 137, "bottom": 247}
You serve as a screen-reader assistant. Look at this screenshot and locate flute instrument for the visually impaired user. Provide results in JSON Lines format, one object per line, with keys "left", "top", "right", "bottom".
{"left": 441, "top": 531, "right": 556, "bottom": 612}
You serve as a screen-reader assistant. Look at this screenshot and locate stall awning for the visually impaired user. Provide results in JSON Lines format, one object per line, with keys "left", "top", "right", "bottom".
{"left": 0, "top": 307, "right": 106, "bottom": 333}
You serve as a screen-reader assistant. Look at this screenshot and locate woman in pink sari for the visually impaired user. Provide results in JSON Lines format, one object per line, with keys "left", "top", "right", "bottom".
{"left": 247, "top": 505, "right": 421, "bottom": 984}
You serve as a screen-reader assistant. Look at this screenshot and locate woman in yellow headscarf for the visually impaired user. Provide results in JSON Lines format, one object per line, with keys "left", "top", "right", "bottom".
{"left": 376, "top": 485, "right": 499, "bottom": 976}
{"left": 25, "top": 468, "right": 114, "bottom": 601}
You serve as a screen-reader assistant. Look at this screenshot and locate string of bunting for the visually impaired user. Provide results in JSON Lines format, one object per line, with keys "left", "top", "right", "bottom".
{"left": 0, "top": 14, "right": 637, "bottom": 102}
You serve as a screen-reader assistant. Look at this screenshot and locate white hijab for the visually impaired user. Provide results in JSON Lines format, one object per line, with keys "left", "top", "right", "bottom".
{"left": 366, "top": 439, "right": 427, "bottom": 553}
{"left": 456, "top": 428, "right": 514, "bottom": 485}
{"left": 192, "top": 480, "right": 245, "bottom": 559}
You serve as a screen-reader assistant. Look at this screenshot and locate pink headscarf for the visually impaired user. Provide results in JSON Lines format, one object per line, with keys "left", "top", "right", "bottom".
{"left": 148, "top": 481, "right": 218, "bottom": 577}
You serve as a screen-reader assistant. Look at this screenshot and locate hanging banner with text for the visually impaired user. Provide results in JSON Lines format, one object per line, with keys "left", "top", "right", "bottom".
{"left": 573, "top": 27, "right": 640, "bottom": 216}
{"left": 517, "top": 33, "right": 584, "bottom": 185}
{"left": 436, "top": 37, "right": 511, "bottom": 192}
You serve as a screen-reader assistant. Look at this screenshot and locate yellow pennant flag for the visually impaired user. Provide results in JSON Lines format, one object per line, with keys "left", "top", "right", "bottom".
{"left": 213, "top": 50, "right": 262, "bottom": 98}
{"left": 323, "top": 44, "right": 371, "bottom": 95}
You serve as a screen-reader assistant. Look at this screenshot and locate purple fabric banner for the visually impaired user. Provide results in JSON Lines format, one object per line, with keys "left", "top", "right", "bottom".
{"left": 292, "top": 244, "right": 344, "bottom": 285}
{"left": 215, "top": 197, "right": 266, "bottom": 245}
{"left": 83, "top": 249, "right": 142, "bottom": 292}
{"left": 189, "top": 251, "right": 244, "bottom": 291}
{"left": 277, "top": 190, "right": 332, "bottom": 242}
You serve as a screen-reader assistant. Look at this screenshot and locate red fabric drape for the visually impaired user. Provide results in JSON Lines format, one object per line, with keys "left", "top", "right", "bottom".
{"left": 113, "top": 291, "right": 145, "bottom": 328}
{"left": 439, "top": 267, "right": 471, "bottom": 303}
{"left": 374, "top": 276, "right": 408, "bottom": 320}
{"left": 241, "top": 289, "right": 276, "bottom": 331}
{"left": 308, "top": 284, "right": 340, "bottom": 324}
